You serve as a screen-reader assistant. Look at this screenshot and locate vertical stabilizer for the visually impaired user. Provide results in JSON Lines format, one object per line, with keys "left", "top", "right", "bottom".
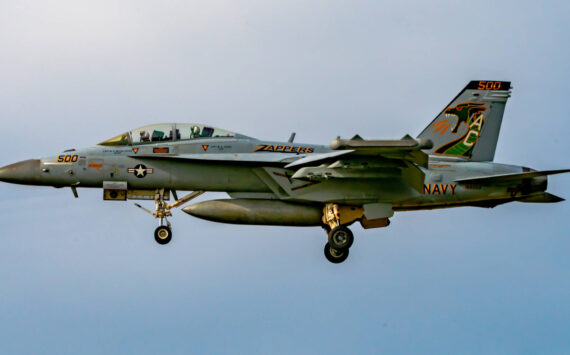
{"left": 417, "top": 80, "right": 511, "bottom": 161}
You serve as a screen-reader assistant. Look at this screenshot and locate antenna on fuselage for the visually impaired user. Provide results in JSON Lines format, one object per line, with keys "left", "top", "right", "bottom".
{"left": 288, "top": 132, "right": 296, "bottom": 143}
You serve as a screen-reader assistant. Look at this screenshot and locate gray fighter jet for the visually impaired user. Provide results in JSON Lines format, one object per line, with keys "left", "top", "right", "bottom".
{"left": 1, "top": 80, "right": 568, "bottom": 263}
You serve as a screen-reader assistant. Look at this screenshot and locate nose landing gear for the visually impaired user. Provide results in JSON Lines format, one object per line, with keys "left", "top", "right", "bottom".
{"left": 135, "top": 189, "right": 204, "bottom": 245}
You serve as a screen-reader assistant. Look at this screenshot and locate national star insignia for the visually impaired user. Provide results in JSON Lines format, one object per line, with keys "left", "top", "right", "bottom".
{"left": 135, "top": 165, "right": 146, "bottom": 177}
{"left": 128, "top": 164, "right": 153, "bottom": 178}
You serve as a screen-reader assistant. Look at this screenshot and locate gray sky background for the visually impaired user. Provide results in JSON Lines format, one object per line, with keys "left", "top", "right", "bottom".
{"left": 1, "top": 0, "right": 569, "bottom": 354}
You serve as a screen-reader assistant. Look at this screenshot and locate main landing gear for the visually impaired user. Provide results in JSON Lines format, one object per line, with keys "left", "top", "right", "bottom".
{"left": 321, "top": 203, "right": 390, "bottom": 264}
{"left": 321, "top": 204, "right": 361, "bottom": 264}
{"left": 323, "top": 226, "right": 354, "bottom": 264}
{"left": 135, "top": 188, "right": 204, "bottom": 245}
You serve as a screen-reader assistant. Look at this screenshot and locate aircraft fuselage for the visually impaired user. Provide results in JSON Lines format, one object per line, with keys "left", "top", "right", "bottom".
{"left": 0, "top": 138, "right": 543, "bottom": 210}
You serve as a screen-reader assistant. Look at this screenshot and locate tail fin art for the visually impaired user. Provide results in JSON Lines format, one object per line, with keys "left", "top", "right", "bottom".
{"left": 417, "top": 80, "right": 511, "bottom": 161}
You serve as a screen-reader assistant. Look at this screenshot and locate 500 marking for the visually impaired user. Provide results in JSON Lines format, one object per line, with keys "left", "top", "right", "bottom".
{"left": 477, "top": 81, "right": 502, "bottom": 90}
{"left": 57, "top": 155, "right": 78, "bottom": 163}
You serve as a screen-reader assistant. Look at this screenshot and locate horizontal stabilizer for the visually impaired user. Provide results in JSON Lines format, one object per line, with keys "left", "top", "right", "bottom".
{"left": 455, "top": 169, "right": 570, "bottom": 185}
{"left": 518, "top": 193, "right": 565, "bottom": 203}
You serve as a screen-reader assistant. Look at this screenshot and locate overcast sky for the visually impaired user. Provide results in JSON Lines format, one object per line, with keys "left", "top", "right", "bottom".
{"left": 1, "top": 1, "right": 569, "bottom": 354}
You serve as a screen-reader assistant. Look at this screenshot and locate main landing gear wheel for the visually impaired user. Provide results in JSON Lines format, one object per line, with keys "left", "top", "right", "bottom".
{"left": 328, "top": 226, "right": 354, "bottom": 250}
{"left": 324, "top": 242, "right": 349, "bottom": 264}
{"left": 154, "top": 226, "right": 172, "bottom": 245}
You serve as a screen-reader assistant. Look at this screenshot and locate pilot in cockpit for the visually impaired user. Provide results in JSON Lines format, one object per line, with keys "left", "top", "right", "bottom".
{"left": 191, "top": 126, "right": 201, "bottom": 138}
{"left": 140, "top": 130, "right": 150, "bottom": 142}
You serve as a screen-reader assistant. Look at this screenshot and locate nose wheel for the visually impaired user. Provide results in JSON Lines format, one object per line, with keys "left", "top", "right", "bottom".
{"left": 154, "top": 225, "right": 172, "bottom": 245}
{"left": 134, "top": 189, "right": 204, "bottom": 245}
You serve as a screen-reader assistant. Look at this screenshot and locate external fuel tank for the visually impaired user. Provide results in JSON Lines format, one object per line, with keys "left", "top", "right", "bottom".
{"left": 182, "top": 199, "right": 322, "bottom": 226}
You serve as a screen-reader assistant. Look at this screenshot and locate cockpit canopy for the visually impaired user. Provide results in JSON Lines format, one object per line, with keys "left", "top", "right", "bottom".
{"left": 99, "top": 123, "right": 249, "bottom": 146}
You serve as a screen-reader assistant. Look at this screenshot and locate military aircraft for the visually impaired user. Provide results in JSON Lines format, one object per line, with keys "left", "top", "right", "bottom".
{"left": 1, "top": 80, "right": 568, "bottom": 263}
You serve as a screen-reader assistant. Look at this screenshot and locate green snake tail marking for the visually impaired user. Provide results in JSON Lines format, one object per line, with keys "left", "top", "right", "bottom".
{"left": 434, "top": 102, "right": 487, "bottom": 158}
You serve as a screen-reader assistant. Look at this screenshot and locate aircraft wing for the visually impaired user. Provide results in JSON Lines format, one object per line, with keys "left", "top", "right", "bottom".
{"left": 267, "top": 135, "right": 434, "bottom": 199}
{"left": 129, "top": 135, "right": 434, "bottom": 199}
{"left": 286, "top": 135, "right": 433, "bottom": 169}
{"left": 282, "top": 150, "right": 354, "bottom": 168}
{"left": 128, "top": 135, "right": 432, "bottom": 170}
{"left": 455, "top": 169, "right": 570, "bottom": 185}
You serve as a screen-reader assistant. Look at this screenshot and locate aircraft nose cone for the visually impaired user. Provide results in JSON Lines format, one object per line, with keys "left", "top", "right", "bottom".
{"left": 0, "top": 159, "right": 41, "bottom": 185}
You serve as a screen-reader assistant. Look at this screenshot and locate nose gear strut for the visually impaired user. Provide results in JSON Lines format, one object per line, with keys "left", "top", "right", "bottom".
{"left": 135, "top": 188, "right": 204, "bottom": 244}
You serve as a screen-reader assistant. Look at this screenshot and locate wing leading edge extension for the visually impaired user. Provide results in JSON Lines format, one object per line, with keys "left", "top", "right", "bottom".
{"left": 127, "top": 152, "right": 308, "bottom": 165}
